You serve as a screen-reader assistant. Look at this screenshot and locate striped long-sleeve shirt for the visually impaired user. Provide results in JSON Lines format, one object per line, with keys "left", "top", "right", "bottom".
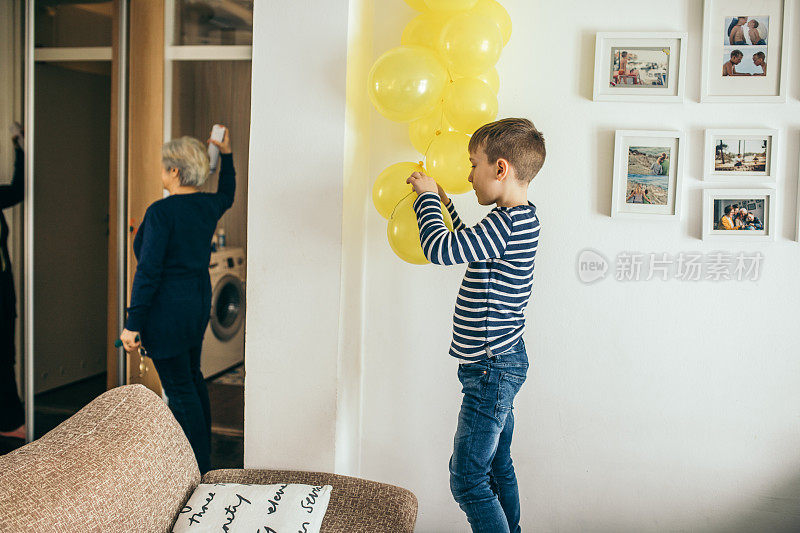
{"left": 413, "top": 191, "right": 541, "bottom": 362}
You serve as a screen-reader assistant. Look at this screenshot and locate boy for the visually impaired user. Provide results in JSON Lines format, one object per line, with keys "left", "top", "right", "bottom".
{"left": 406, "top": 118, "right": 544, "bottom": 533}
{"left": 752, "top": 51, "right": 767, "bottom": 75}
{"left": 723, "top": 50, "right": 749, "bottom": 76}
{"left": 729, "top": 16, "right": 747, "bottom": 45}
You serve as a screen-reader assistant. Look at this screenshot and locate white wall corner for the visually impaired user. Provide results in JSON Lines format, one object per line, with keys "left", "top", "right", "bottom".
{"left": 335, "top": 0, "right": 374, "bottom": 477}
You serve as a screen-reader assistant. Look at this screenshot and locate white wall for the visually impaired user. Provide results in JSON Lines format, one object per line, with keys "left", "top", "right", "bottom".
{"left": 248, "top": 0, "right": 800, "bottom": 531}
{"left": 244, "top": 0, "right": 349, "bottom": 471}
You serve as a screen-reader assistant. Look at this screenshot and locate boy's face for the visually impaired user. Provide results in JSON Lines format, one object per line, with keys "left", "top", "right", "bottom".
{"left": 469, "top": 147, "right": 503, "bottom": 205}
{"left": 732, "top": 55, "right": 742, "bottom": 64}
{"left": 753, "top": 55, "right": 763, "bottom": 65}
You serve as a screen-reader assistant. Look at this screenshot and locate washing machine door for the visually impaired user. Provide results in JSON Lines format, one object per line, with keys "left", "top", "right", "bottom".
{"left": 210, "top": 274, "right": 245, "bottom": 341}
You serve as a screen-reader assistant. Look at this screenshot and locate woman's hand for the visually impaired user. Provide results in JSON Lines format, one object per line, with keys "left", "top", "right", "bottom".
{"left": 120, "top": 329, "right": 141, "bottom": 354}
{"left": 12, "top": 122, "right": 23, "bottom": 150}
{"left": 208, "top": 126, "right": 232, "bottom": 154}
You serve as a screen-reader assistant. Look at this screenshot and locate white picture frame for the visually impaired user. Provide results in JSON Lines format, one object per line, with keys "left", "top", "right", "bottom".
{"left": 703, "top": 128, "right": 779, "bottom": 182}
{"left": 796, "top": 152, "right": 800, "bottom": 242}
{"left": 593, "top": 32, "right": 687, "bottom": 103}
{"left": 702, "top": 188, "right": 776, "bottom": 241}
{"left": 700, "top": 0, "right": 792, "bottom": 102}
{"left": 611, "top": 130, "right": 684, "bottom": 219}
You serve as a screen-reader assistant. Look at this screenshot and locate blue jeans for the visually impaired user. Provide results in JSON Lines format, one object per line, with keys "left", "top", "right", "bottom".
{"left": 450, "top": 338, "right": 529, "bottom": 533}
{"left": 152, "top": 345, "right": 212, "bottom": 474}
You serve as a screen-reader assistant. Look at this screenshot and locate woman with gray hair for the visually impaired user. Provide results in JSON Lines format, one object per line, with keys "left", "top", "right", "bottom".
{"left": 119, "top": 126, "right": 234, "bottom": 473}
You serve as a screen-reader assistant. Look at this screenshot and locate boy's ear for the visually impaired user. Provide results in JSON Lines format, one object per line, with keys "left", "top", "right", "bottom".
{"left": 496, "top": 158, "right": 510, "bottom": 181}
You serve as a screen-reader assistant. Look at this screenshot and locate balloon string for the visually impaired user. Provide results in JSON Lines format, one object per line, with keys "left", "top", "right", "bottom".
{"left": 422, "top": 91, "right": 449, "bottom": 161}
{"left": 390, "top": 190, "right": 417, "bottom": 220}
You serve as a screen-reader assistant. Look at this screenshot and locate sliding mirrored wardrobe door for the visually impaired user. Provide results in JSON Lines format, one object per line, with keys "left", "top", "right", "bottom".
{"left": 23, "top": 0, "right": 128, "bottom": 441}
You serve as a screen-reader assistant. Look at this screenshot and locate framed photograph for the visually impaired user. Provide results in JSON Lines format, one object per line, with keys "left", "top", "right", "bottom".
{"left": 701, "top": 0, "right": 793, "bottom": 102}
{"left": 611, "top": 130, "right": 684, "bottom": 218}
{"left": 593, "top": 32, "right": 687, "bottom": 102}
{"left": 703, "top": 129, "right": 778, "bottom": 182}
{"left": 796, "top": 154, "right": 800, "bottom": 242}
{"left": 702, "top": 188, "right": 775, "bottom": 241}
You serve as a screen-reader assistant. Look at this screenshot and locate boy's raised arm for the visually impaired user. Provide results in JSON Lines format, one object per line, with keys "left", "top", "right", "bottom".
{"left": 443, "top": 198, "right": 467, "bottom": 231}
{"left": 413, "top": 191, "right": 511, "bottom": 266}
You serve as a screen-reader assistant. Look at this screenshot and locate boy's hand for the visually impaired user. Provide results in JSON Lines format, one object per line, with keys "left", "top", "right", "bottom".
{"left": 406, "top": 171, "right": 438, "bottom": 195}
{"left": 437, "top": 183, "right": 450, "bottom": 206}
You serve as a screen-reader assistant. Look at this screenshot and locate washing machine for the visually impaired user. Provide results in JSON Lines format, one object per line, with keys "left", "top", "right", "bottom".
{"left": 202, "top": 247, "right": 246, "bottom": 377}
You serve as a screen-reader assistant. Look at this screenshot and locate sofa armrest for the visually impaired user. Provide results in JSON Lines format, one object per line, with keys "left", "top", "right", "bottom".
{"left": 0, "top": 385, "right": 199, "bottom": 533}
{"left": 202, "top": 468, "right": 417, "bottom": 533}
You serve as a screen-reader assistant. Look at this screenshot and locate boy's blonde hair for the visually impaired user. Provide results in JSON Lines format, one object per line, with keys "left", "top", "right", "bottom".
{"left": 161, "top": 136, "right": 210, "bottom": 187}
{"left": 468, "top": 118, "right": 546, "bottom": 183}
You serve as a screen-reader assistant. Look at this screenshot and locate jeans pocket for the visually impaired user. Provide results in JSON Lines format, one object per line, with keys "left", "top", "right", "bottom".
{"left": 458, "top": 363, "right": 489, "bottom": 394}
{"left": 496, "top": 368, "right": 526, "bottom": 412}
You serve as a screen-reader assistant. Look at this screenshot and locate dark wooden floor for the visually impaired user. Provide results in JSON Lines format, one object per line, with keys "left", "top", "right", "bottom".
{"left": 1, "top": 370, "right": 244, "bottom": 470}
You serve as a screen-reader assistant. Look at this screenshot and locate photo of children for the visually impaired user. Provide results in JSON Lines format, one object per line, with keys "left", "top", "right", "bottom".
{"left": 625, "top": 146, "right": 669, "bottom": 205}
{"left": 609, "top": 47, "right": 670, "bottom": 87}
{"left": 722, "top": 47, "right": 768, "bottom": 76}
{"left": 724, "top": 16, "right": 768, "bottom": 46}
{"left": 722, "top": 16, "right": 768, "bottom": 77}
{"left": 713, "top": 137, "right": 768, "bottom": 174}
{"left": 713, "top": 198, "right": 765, "bottom": 230}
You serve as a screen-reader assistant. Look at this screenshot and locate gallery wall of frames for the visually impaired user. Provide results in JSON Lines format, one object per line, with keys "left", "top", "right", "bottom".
{"left": 593, "top": 0, "right": 796, "bottom": 242}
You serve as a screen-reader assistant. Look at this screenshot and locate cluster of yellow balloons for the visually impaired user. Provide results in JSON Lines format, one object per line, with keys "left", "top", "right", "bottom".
{"left": 369, "top": 0, "right": 511, "bottom": 264}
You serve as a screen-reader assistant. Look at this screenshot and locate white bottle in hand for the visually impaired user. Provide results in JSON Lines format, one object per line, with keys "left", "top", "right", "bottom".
{"left": 208, "top": 124, "right": 226, "bottom": 172}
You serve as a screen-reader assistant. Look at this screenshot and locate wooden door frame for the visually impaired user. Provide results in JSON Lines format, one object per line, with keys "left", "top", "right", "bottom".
{"left": 125, "top": 0, "right": 165, "bottom": 394}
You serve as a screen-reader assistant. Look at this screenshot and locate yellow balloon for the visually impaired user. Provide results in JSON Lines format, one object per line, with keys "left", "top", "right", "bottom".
{"left": 424, "top": 0, "right": 478, "bottom": 11}
{"left": 387, "top": 193, "right": 454, "bottom": 265}
{"left": 426, "top": 131, "right": 472, "bottom": 194}
{"left": 368, "top": 46, "right": 448, "bottom": 123}
{"left": 439, "top": 13, "right": 503, "bottom": 77}
{"left": 443, "top": 77, "right": 498, "bottom": 134}
{"left": 404, "top": 0, "right": 428, "bottom": 10}
{"left": 455, "top": 68, "right": 499, "bottom": 93}
{"left": 401, "top": 12, "right": 451, "bottom": 51}
{"left": 372, "top": 162, "right": 423, "bottom": 219}
{"left": 470, "top": 0, "right": 512, "bottom": 46}
{"left": 476, "top": 67, "right": 500, "bottom": 93}
{"left": 409, "top": 105, "right": 455, "bottom": 154}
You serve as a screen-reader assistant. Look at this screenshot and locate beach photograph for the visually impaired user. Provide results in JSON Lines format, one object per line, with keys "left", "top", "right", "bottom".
{"left": 713, "top": 198, "right": 766, "bottom": 230}
{"left": 722, "top": 46, "right": 768, "bottom": 76}
{"left": 724, "top": 16, "right": 769, "bottom": 46}
{"left": 625, "top": 146, "right": 670, "bottom": 205}
{"left": 610, "top": 47, "right": 670, "bottom": 87}
{"left": 714, "top": 137, "right": 768, "bottom": 173}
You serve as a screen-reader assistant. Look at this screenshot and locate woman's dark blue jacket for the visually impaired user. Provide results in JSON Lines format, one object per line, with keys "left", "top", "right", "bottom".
{"left": 125, "top": 154, "right": 235, "bottom": 359}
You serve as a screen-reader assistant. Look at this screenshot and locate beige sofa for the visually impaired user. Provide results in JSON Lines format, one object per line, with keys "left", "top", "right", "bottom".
{"left": 0, "top": 384, "right": 417, "bottom": 532}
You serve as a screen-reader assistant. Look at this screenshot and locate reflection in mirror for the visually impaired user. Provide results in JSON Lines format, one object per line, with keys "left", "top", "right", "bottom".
{"left": 0, "top": 0, "right": 25, "bottom": 454}
{"left": 0, "top": 127, "right": 25, "bottom": 449}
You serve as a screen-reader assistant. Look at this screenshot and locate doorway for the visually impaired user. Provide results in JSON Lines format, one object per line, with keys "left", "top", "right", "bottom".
{"left": 8, "top": 0, "right": 252, "bottom": 470}
{"left": 165, "top": 0, "right": 252, "bottom": 467}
